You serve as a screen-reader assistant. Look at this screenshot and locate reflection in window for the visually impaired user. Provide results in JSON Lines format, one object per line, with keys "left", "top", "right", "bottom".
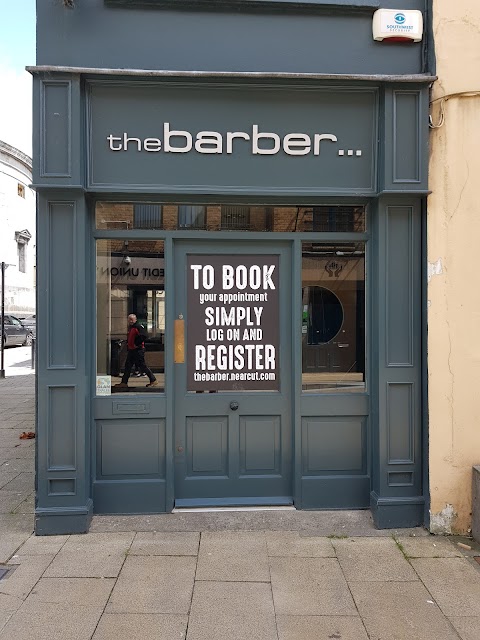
{"left": 133, "top": 204, "right": 163, "bottom": 229}
{"left": 302, "top": 242, "right": 365, "bottom": 393}
{"left": 178, "top": 205, "right": 206, "bottom": 229}
{"left": 221, "top": 206, "right": 250, "bottom": 230}
{"left": 96, "top": 203, "right": 365, "bottom": 233}
{"left": 96, "top": 240, "right": 165, "bottom": 394}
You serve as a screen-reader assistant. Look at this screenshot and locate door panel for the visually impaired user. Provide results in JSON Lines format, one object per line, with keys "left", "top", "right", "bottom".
{"left": 174, "top": 242, "right": 292, "bottom": 506}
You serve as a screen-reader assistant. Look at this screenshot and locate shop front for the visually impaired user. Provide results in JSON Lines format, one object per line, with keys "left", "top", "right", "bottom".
{"left": 33, "top": 75, "right": 429, "bottom": 534}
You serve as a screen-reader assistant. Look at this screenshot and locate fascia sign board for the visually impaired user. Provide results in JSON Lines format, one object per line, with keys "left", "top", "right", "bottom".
{"left": 372, "top": 9, "right": 423, "bottom": 43}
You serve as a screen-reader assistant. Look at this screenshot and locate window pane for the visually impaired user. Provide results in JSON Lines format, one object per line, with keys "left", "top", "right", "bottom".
{"left": 178, "top": 205, "right": 206, "bottom": 229}
{"left": 302, "top": 242, "right": 365, "bottom": 393}
{"left": 96, "top": 203, "right": 365, "bottom": 232}
{"left": 96, "top": 240, "right": 165, "bottom": 394}
{"left": 133, "top": 204, "right": 163, "bottom": 229}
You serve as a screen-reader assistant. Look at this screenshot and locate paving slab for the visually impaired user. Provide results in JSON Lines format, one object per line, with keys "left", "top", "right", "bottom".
{"left": 276, "top": 615, "right": 370, "bottom": 640}
{"left": 106, "top": 555, "right": 196, "bottom": 614}
{"left": 448, "top": 616, "right": 480, "bottom": 640}
{"left": 130, "top": 531, "right": 199, "bottom": 556}
{"left": 349, "top": 581, "right": 461, "bottom": 640}
{"left": 411, "top": 557, "right": 480, "bottom": 617}
{"left": 44, "top": 532, "right": 134, "bottom": 578}
{"left": 395, "top": 535, "right": 463, "bottom": 558}
{"left": 0, "top": 459, "right": 33, "bottom": 473}
{"left": 265, "top": 532, "right": 335, "bottom": 557}
{"left": 26, "top": 577, "right": 115, "bottom": 607}
{"left": 92, "top": 613, "right": 188, "bottom": 640}
{"left": 16, "top": 534, "right": 69, "bottom": 556}
{"left": 0, "top": 471, "right": 19, "bottom": 490}
{"left": 0, "top": 531, "right": 32, "bottom": 563}
{"left": 269, "top": 557, "right": 357, "bottom": 616}
{"left": 2, "top": 474, "right": 34, "bottom": 494}
{"left": 0, "top": 555, "right": 54, "bottom": 600}
{"left": 188, "top": 580, "right": 277, "bottom": 639}
{"left": 196, "top": 531, "right": 269, "bottom": 581}
{"left": 0, "top": 611, "right": 13, "bottom": 634}
{"left": 187, "top": 611, "right": 278, "bottom": 640}
{"left": 333, "top": 537, "right": 418, "bottom": 582}
{"left": 0, "top": 600, "right": 104, "bottom": 640}
{"left": 190, "top": 580, "right": 275, "bottom": 617}
{"left": 0, "top": 592, "right": 23, "bottom": 613}
{"left": 0, "top": 491, "right": 30, "bottom": 514}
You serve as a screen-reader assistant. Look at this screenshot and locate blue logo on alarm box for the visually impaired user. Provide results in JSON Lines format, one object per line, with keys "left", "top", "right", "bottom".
{"left": 394, "top": 13, "right": 406, "bottom": 24}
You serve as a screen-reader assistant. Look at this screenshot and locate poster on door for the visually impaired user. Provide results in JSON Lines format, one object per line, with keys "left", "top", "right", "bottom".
{"left": 187, "top": 255, "right": 280, "bottom": 391}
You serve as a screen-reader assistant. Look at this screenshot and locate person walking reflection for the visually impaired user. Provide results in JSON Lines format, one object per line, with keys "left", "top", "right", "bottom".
{"left": 114, "top": 314, "right": 158, "bottom": 389}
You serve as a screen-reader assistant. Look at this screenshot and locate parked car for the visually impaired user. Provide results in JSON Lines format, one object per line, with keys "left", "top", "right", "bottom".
{"left": 2, "top": 315, "right": 33, "bottom": 347}
{"left": 18, "top": 314, "right": 36, "bottom": 338}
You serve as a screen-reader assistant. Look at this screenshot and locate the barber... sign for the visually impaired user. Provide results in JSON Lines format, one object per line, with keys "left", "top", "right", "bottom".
{"left": 187, "top": 255, "right": 280, "bottom": 391}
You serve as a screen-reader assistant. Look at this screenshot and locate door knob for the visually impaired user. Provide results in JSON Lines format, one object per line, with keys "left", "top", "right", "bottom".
{"left": 229, "top": 401, "right": 239, "bottom": 411}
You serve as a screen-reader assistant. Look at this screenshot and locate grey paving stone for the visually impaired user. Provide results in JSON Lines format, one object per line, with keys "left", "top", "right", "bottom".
{"left": 190, "top": 581, "right": 275, "bottom": 617}
{"left": 196, "top": 531, "right": 269, "bottom": 581}
{"left": 12, "top": 494, "right": 34, "bottom": 515}
{"left": 411, "top": 558, "right": 480, "bottom": 617}
{"left": 448, "top": 616, "right": 480, "bottom": 640}
{"left": 269, "top": 557, "right": 357, "bottom": 616}
{"left": 265, "top": 532, "right": 335, "bottom": 557}
{"left": 16, "top": 534, "right": 69, "bottom": 556}
{"left": 92, "top": 613, "right": 188, "bottom": 640}
{"left": 27, "top": 577, "right": 115, "bottom": 607}
{"left": 0, "top": 531, "right": 32, "bottom": 563}
{"left": 0, "top": 600, "right": 104, "bottom": 640}
{"left": 0, "top": 611, "right": 13, "bottom": 634}
{"left": 276, "top": 615, "right": 370, "bottom": 640}
{"left": 187, "top": 611, "right": 278, "bottom": 640}
{"left": 0, "top": 459, "right": 33, "bottom": 473}
{"left": 0, "top": 491, "right": 30, "bottom": 514}
{"left": 44, "top": 532, "right": 134, "bottom": 578}
{"left": 333, "top": 536, "right": 418, "bottom": 582}
{"left": 0, "top": 471, "right": 19, "bottom": 490}
{"left": 2, "top": 474, "right": 34, "bottom": 494}
{"left": 0, "top": 593, "right": 23, "bottom": 613}
{"left": 396, "top": 535, "right": 463, "bottom": 558}
{"left": 0, "top": 555, "right": 54, "bottom": 600}
{"left": 349, "top": 581, "right": 461, "bottom": 640}
{"left": 130, "top": 531, "right": 199, "bottom": 556}
{"left": 106, "top": 556, "right": 196, "bottom": 614}
{"left": 0, "top": 514, "right": 34, "bottom": 535}
{"left": 188, "top": 582, "right": 277, "bottom": 640}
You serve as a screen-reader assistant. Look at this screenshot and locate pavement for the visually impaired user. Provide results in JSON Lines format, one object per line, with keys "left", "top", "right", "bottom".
{"left": 1, "top": 347, "right": 480, "bottom": 640}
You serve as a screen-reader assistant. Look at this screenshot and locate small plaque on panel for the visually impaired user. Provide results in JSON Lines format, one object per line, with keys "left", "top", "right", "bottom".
{"left": 96, "top": 376, "right": 111, "bottom": 396}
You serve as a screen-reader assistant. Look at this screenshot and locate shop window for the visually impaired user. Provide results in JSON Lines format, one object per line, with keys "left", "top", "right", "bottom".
{"left": 178, "top": 205, "right": 206, "bottom": 229}
{"left": 302, "top": 242, "right": 365, "bottom": 393}
{"left": 96, "top": 240, "right": 165, "bottom": 395}
{"left": 133, "top": 204, "right": 163, "bottom": 228}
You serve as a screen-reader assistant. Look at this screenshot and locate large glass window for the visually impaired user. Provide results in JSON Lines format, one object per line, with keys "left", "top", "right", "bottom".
{"left": 302, "top": 242, "right": 365, "bottom": 393}
{"left": 96, "top": 203, "right": 365, "bottom": 233}
{"left": 96, "top": 240, "right": 165, "bottom": 394}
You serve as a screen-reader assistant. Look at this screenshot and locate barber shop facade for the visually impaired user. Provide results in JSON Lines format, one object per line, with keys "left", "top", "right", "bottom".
{"left": 32, "top": 1, "right": 432, "bottom": 535}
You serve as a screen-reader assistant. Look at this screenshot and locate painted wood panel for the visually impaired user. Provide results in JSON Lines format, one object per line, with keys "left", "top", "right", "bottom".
{"left": 47, "top": 386, "right": 76, "bottom": 470}
{"left": 48, "top": 202, "right": 76, "bottom": 368}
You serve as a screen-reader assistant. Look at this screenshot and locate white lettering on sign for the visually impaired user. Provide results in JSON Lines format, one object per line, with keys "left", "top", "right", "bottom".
{"left": 106, "top": 124, "right": 357, "bottom": 157}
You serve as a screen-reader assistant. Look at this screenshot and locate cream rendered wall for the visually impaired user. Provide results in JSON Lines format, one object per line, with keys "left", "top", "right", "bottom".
{"left": 428, "top": 0, "right": 480, "bottom": 534}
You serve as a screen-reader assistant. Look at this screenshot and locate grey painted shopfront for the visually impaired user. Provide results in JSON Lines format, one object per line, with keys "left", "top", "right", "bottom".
{"left": 31, "top": 0, "right": 434, "bottom": 535}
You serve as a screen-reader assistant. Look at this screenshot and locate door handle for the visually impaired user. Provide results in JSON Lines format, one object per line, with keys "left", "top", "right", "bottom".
{"left": 230, "top": 401, "right": 239, "bottom": 411}
{"left": 338, "top": 344, "right": 349, "bottom": 348}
